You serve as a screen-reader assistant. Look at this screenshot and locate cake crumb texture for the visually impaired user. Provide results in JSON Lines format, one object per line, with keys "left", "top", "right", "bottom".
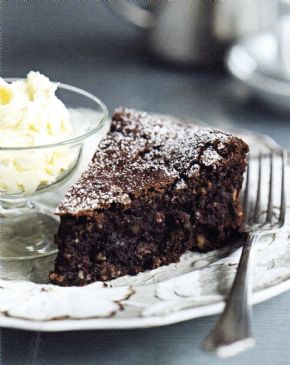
{"left": 50, "top": 108, "right": 248, "bottom": 286}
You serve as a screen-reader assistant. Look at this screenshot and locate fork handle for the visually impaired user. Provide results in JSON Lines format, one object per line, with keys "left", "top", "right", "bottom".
{"left": 203, "top": 232, "right": 258, "bottom": 357}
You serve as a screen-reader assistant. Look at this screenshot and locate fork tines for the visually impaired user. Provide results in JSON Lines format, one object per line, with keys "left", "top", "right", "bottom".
{"left": 242, "top": 150, "right": 286, "bottom": 232}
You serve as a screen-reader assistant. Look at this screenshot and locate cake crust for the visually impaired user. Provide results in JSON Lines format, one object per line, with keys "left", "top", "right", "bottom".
{"left": 50, "top": 108, "right": 248, "bottom": 286}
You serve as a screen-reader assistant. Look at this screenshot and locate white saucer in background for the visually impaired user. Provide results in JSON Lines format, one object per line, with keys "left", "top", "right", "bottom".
{"left": 226, "top": 31, "right": 290, "bottom": 111}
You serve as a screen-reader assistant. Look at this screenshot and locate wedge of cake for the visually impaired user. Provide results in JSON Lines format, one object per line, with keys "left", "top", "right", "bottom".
{"left": 49, "top": 108, "right": 249, "bottom": 286}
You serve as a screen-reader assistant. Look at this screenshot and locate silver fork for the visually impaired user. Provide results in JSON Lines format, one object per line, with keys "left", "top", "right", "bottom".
{"left": 203, "top": 149, "right": 287, "bottom": 358}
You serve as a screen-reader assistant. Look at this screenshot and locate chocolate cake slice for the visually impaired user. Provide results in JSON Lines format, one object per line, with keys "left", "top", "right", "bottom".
{"left": 49, "top": 108, "right": 248, "bottom": 286}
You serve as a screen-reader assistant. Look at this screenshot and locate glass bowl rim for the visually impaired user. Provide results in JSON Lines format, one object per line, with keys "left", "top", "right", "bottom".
{"left": 0, "top": 78, "right": 109, "bottom": 151}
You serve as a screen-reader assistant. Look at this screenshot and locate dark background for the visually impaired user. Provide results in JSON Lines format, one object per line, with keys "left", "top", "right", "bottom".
{"left": 2, "top": 1, "right": 290, "bottom": 148}
{"left": 1, "top": 2, "right": 290, "bottom": 365}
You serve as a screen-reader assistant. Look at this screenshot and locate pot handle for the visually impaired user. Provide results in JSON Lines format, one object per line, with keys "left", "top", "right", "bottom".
{"left": 107, "top": 2, "right": 154, "bottom": 28}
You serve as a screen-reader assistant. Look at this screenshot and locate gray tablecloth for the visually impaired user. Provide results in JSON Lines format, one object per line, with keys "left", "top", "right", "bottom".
{"left": 1, "top": 2, "right": 290, "bottom": 364}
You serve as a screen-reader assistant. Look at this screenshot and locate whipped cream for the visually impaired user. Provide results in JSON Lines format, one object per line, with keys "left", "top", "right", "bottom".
{"left": 0, "top": 71, "right": 76, "bottom": 195}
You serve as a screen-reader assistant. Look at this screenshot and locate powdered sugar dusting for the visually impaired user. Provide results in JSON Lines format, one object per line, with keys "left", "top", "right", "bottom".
{"left": 57, "top": 108, "right": 237, "bottom": 215}
{"left": 200, "top": 146, "right": 222, "bottom": 167}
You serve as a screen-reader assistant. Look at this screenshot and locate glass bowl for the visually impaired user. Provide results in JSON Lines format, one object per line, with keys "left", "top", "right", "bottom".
{"left": 0, "top": 80, "right": 108, "bottom": 266}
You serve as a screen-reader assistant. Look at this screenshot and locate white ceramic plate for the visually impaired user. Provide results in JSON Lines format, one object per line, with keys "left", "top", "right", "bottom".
{"left": 0, "top": 125, "right": 289, "bottom": 332}
{"left": 226, "top": 32, "right": 290, "bottom": 111}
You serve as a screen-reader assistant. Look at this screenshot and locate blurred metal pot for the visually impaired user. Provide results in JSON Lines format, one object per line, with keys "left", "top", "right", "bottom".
{"left": 108, "top": 1, "right": 278, "bottom": 65}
